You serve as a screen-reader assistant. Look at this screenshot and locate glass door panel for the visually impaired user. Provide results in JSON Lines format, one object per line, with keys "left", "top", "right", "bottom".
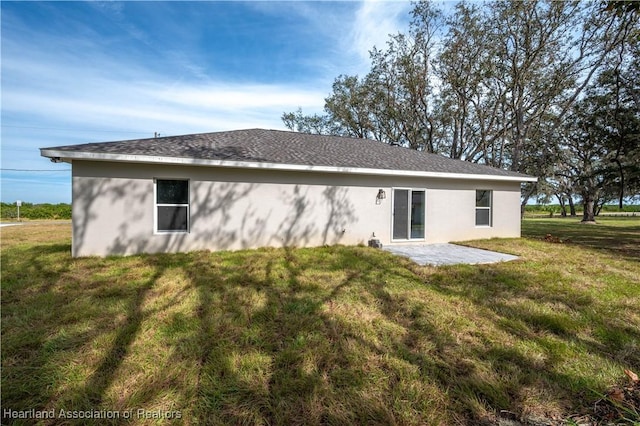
{"left": 410, "top": 191, "right": 425, "bottom": 238}
{"left": 393, "top": 189, "right": 409, "bottom": 240}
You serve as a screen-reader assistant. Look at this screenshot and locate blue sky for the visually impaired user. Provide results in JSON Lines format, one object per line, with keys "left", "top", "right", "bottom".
{"left": 1, "top": 1, "right": 413, "bottom": 203}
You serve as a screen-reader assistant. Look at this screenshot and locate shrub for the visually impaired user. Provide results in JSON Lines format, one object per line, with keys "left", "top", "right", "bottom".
{"left": 0, "top": 202, "right": 71, "bottom": 220}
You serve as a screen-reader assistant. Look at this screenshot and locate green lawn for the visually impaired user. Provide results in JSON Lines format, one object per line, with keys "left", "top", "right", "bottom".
{"left": 1, "top": 218, "right": 639, "bottom": 425}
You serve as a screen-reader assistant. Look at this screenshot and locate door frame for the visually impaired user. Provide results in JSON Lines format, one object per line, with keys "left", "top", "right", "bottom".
{"left": 390, "top": 187, "right": 426, "bottom": 242}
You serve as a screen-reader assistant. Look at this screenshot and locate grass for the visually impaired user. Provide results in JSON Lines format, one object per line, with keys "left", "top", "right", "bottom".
{"left": 1, "top": 218, "right": 639, "bottom": 425}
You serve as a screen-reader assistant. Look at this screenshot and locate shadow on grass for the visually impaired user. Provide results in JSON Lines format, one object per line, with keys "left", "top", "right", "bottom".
{"left": 522, "top": 218, "right": 640, "bottom": 261}
{"left": 1, "top": 242, "right": 190, "bottom": 420}
{"left": 184, "top": 247, "right": 394, "bottom": 424}
{"left": 1, "top": 242, "right": 78, "bottom": 417}
{"left": 2, "top": 238, "right": 638, "bottom": 425}
{"left": 413, "top": 263, "right": 640, "bottom": 415}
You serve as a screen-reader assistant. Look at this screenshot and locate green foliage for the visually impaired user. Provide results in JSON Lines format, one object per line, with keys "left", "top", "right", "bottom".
{"left": 281, "top": 108, "right": 339, "bottom": 136}
{"left": 600, "top": 204, "right": 640, "bottom": 212}
{"left": 525, "top": 204, "right": 640, "bottom": 213}
{"left": 0, "top": 202, "right": 71, "bottom": 220}
{"left": 525, "top": 204, "right": 570, "bottom": 214}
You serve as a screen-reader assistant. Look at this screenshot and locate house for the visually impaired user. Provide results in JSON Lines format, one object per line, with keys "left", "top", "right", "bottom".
{"left": 40, "top": 128, "right": 537, "bottom": 257}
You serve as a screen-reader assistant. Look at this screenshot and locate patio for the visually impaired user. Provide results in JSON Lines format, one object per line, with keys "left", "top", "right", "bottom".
{"left": 383, "top": 243, "right": 519, "bottom": 266}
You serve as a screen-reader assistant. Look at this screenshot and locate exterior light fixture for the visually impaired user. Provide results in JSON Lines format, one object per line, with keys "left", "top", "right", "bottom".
{"left": 377, "top": 189, "right": 386, "bottom": 200}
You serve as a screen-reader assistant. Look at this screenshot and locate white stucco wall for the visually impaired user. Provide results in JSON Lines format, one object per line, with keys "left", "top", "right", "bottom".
{"left": 71, "top": 161, "right": 523, "bottom": 257}
{"left": 423, "top": 182, "right": 521, "bottom": 243}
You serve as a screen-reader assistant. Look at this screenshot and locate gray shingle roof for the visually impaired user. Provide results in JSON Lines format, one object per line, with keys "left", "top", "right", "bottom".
{"left": 41, "top": 128, "right": 533, "bottom": 179}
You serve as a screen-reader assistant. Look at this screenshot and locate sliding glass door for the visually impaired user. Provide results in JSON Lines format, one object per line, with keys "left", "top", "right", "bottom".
{"left": 392, "top": 189, "right": 425, "bottom": 240}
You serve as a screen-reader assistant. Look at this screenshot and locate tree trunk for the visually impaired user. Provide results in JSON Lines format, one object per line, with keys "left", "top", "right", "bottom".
{"left": 568, "top": 196, "right": 577, "bottom": 217}
{"left": 613, "top": 158, "right": 624, "bottom": 210}
{"left": 582, "top": 192, "right": 596, "bottom": 222}
{"left": 595, "top": 197, "right": 605, "bottom": 216}
{"left": 555, "top": 194, "right": 567, "bottom": 217}
{"left": 619, "top": 181, "right": 624, "bottom": 211}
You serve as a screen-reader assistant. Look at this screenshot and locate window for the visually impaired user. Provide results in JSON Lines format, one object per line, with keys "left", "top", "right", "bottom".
{"left": 392, "top": 189, "right": 426, "bottom": 240}
{"left": 155, "top": 179, "right": 189, "bottom": 232}
{"left": 475, "top": 190, "right": 492, "bottom": 226}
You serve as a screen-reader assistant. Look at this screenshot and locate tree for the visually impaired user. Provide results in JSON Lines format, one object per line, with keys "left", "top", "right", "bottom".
{"left": 435, "top": 2, "right": 500, "bottom": 162}
{"left": 600, "top": 23, "right": 640, "bottom": 209}
{"left": 364, "top": 1, "right": 442, "bottom": 151}
{"left": 283, "top": 1, "right": 443, "bottom": 151}
{"left": 604, "top": 0, "right": 640, "bottom": 16}
{"left": 281, "top": 108, "right": 337, "bottom": 135}
{"left": 559, "top": 63, "right": 640, "bottom": 222}
{"left": 282, "top": 0, "right": 636, "bottom": 212}
{"left": 324, "top": 75, "right": 376, "bottom": 139}
{"left": 560, "top": 97, "right": 608, "bottom": 222}
{"left": 434, "top": 0, "right": 632, "bottom": 215}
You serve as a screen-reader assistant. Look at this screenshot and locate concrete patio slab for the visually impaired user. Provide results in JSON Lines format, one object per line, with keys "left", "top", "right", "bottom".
{"left": 383, "top": 243, "right": 518, "bottom": 266}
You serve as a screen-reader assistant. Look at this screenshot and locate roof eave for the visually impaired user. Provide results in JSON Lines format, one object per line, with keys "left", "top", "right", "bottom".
{"left": 40, "top": 149, "right": 538, "bottom": 183}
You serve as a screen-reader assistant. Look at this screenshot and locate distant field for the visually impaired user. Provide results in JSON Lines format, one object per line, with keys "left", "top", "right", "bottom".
{"left": 1, "top": 219, "right": 638, "bottom": 425}
{"left": 525, "top": 204, "right": 640, "bottom": 213}
{"left": 523, "top": 204, "right": 640, "bottom": 220}
{"left": 524, "top": 211, "right": 639, "bottom": 219}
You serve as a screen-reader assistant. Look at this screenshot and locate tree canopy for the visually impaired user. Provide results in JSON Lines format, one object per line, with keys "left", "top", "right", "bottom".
{"left": 283, "top": 0, "right": 639, "bottom": 217}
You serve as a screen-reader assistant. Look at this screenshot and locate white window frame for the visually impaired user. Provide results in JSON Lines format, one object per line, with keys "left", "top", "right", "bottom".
{"left": 154, "top": 178, "right": 190, "bottom": 234}
{"left": 391, "top": 187, "right": 426, "bottom": 242}
{"left": 475, "top": 189, "right": 492, "bottom": 227}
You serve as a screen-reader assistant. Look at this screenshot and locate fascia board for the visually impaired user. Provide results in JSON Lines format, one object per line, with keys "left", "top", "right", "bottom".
{"left": 39, "top": 149, "right": 538, "bottom": 183}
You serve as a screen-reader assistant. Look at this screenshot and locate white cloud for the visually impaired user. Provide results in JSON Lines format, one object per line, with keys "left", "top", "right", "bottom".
{"left": 2, "top": 44, "right": 328, "bottom": 135}
{"left": 348, "top": 0, "right": 412, "bottom": 63}
{"left": 252, "top": 1, "right": 412, "bottom": 78}
{"left": 4, "top": 78, "right": 326, "bottom": 133}
{"left": 153, "top": 83, "right": 323, "bottom": 111}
